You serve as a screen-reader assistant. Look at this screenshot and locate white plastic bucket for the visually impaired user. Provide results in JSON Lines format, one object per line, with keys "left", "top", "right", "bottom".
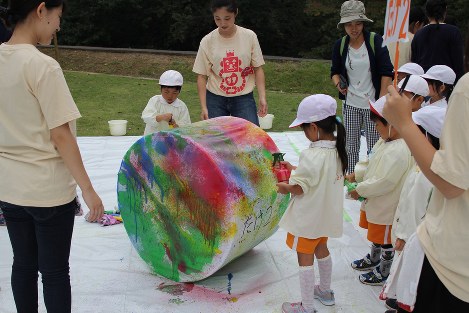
{"left": 108, "top": 120, "right": 128, "bottom": 136}
{"left": 258, "top": 114, "right": 274, "bottom": 129}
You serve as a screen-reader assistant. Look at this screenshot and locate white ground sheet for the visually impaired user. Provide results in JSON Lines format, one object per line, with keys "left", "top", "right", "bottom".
{"left": 0, "top": 132, "right": 385, "bottom": 313}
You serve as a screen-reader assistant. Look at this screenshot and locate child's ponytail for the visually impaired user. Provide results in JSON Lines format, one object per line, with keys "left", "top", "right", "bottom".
{"left": 314, "top": 116, "right": 348, "bottom": 174}
{"left": 334, "top": 117, "right": 348, "bottom": 174}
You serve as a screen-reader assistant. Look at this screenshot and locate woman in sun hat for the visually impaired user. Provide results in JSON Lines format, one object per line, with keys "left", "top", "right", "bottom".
{"left": 331, "top": 0, "right": 394, "bottom": 173}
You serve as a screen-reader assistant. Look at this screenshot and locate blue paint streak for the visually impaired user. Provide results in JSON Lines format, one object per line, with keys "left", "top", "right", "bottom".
{"left": 227, "top": 273, "right": 233, "bottom": 294}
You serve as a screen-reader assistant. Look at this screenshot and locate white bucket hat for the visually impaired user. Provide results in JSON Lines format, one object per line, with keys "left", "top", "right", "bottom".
{"left": 412, "top": 105, "right": 446, "bottom": 138}
{"left": 397, "top": 75, "right": 429, "bottom": 97}
{"left": 398, "top": 63, "right": 424, "bottom": 76}
{"left": 289, "top": 94, "right": 337, "bottom": 128}
{"left": 420, "top": 65, "right": 456, "bottom": 85}
{"left": 337, "top": 0, "right": 373, "bottom": 29}
{"left": 159, "top": 70, "right": 183, "bottom": 86}
{"left": 369, "top": 95, "right": 387, "bottom": 118}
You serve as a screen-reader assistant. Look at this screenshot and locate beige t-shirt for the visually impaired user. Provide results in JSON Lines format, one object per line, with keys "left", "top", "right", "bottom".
{"left": 355, "top": 138, "right": 414, "bottom": 225}
{"left": 192, "top": 26, "right": 265, "bottom": 97}
{"left": 279, "top": 141, "right": 344, "bottom": 239}
{"left": 141, "top": 95, "right": 191, "bottom": 135}
{"left": 0, "top": 44, "right": 81, "bottom": 207}
{"left": 417, "top": 73, "right": 469, "bottom": 302}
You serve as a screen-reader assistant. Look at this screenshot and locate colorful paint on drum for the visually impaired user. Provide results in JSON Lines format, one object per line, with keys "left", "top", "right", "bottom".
{"left": 117, "top": 116, "right": 289, "bottom": 282}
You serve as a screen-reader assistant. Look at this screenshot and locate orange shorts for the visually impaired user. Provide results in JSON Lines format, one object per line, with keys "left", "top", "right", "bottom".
{"left": 286, "top": 233, "right": 328, "bottom": 254}
{"left": 359, "top": 210, "right": 392, "bottom": 245}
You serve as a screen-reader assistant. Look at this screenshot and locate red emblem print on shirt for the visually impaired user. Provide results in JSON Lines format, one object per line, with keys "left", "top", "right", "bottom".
{"left": 218, "top": 51, "right": 253, "bottom": 95}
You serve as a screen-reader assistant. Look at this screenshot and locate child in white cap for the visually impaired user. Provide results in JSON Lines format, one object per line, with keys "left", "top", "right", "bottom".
{"left": 141, "top": 70, "right": 191, "bottom": 135}
{"left": 396, "top": 63, "right": 424, "bottom": 83}
{"left": 277, "top": 94, "right": 347, "bottom": 313}
{"left": 346, "top": 95, "right": 414, "bottom": 286}
{"left": 421, "top": 65, "right": 456, "bottom": 108}
{"left": 383, "top": 105, "right": 446, "bottom": 312}
{"left": 396, "top": 75, "right": 429, "bottom": 111}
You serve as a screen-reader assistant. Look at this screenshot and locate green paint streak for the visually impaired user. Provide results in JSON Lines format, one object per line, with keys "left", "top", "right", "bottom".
{"left": 288, "top": 138, "right": 302, "bottom": 156}
{"left": 343, "top": 209, "right": 352, "bottom": 222}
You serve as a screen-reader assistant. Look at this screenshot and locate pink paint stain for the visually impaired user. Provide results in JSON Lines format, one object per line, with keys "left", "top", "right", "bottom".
{"left": 157, "top": 282, "right": 240, "bottom": 303}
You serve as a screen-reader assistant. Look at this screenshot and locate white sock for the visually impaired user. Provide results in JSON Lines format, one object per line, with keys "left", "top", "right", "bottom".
{"left": 317, "top": 254, "right": 332, "bottom": 291}
{"left": 299, "top": 265, "right": 316, "bottom": 313}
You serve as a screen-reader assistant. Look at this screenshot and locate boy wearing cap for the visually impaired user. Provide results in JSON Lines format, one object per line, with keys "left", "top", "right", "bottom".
{"left": 346, "top": 96, "right": 414, "bottom": 285}
{"left": 141, "top": 70, "right": 191, "bottom": 135}
{"left": 396, "top": 75, "right": 429, "bottom": 111}
{"left": 278, "top": 94, "right": 348, "bottom": 313}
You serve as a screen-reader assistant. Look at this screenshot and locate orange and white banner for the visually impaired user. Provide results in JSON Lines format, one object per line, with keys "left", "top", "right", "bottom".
{"left": 383, "top": 0, "right": 411, "bottom": 46}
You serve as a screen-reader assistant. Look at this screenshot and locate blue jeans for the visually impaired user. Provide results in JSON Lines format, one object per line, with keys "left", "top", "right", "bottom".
{"left": 1, "top": 199, "right": 77, "bottom": 313}
{"left": 206, "top": 90, "right": 260, "bottom": 126}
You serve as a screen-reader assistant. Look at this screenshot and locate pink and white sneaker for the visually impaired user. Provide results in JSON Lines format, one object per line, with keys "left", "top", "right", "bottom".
{"left": 281, "top": 302, "right": 317, "bottom": 313}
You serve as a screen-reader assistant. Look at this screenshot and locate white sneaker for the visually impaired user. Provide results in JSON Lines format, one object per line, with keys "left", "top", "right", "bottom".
{"left": 281, "top": 302, "right": 317, "bottom": 313}
{"left": 314, "top": 285, "right": 335, "bottom": 306}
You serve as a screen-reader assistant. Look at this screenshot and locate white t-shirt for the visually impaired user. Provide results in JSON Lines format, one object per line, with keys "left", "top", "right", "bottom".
{"left": 355, "top": 138, "right": 414, "bottom": 225}
{"left": 392, "top": 165, "right": 433, "bottom": 244}
{"left": 279, "top": 141, "right": 344, "bottom": 239}
{"left": 417, "top": 73, "right": 469, "bottom": 301}
{"left": 141, "top": 95, "right": 191, "bottom": 135}
{"left": 193, "top": 26, "right": 265, "bottom": 97}
{"left": 345, "top": 42, "right": 376, "bottom": 109}
{"left": 0, "top": 44, "right": 81, "bottom": 207}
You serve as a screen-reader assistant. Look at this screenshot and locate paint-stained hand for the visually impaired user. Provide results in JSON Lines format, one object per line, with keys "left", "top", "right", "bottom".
{"left": 348, "top": 189, "right": 361, "bottom": 200}
{"left": 394, "top": 238, "right": 406, "bottom": 251}
{"left": 276, "top": 182, "right": 290, "bottom": 194}
{"left": 280, "top": 161, "right": 296, "bottom": 171}
{"left": 345, "top": 173, "right": 356, "bottom": 182}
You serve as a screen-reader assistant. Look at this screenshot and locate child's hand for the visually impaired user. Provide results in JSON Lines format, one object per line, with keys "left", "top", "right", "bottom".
{"left": 394, "top": 238, "right": 406, "bottom": 251}
{"left": 345, "top": 173, "right": 356, "bottom": 182}
{"left": 280, "top": 161, "right": 295, "bottom": 171}
{"left": 348, "top": 189, "right": 361, "bottom": 200}
{"left": 166, "top": 113, "right": 173, "bottom": 122}
{"left": 276, "top": 182, "right": 290, "bottom": 194}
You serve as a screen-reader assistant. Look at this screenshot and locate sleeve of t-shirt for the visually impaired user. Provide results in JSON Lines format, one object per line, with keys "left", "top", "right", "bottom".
{"left": 289, "top": 150, "right": 324, "bottom": 194}
{"left": 193, "top": 36, "right": 211, "bottom": 76}
{"left": 430, "top": 74, "right": 469, "bottom": 189}
{"left": 36, "top": 61, "right": 81, "bottom": 129}
{"left": 250, "top": 31, "right": 265, "bottom": 68}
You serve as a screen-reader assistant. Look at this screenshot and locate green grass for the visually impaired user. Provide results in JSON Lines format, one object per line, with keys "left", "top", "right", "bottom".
{"left": 64, "top": 59, "right": 340, "bottom": 136}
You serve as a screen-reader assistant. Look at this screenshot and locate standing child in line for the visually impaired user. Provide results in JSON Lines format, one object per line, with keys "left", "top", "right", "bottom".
{"left": 277, "top": 94, "right": 347, "bottom": 313}
{"left": 141, "top": 70, "right": 191, "bottom": 135}
{"left": 396, "top": 75, "right": 429, "bottom": 112}
{"left": 420, "top": 64, "right": 455, "bottom": 108}
{"left": 395, "top": 63, "right": 424, "bottom": 83}
{"left": 0, "top": 1, "right": 104, "bottom": 312}
{"left": 347, "top": 96, "right": 414, "bottom": 286}
{"left": 383, "top": 105, "right": 445, "bottom": 313}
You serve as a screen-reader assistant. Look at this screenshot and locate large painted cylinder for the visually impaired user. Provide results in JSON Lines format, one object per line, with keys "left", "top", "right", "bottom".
{"left": 117, "top": 116, "right": 289, "bottom": 282}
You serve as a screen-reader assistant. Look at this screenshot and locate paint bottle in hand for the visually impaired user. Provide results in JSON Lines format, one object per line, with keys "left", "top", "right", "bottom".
{"left": 272, "top": 152, "right": 291, "bottom": 183}
{"left": 344, "top": 180, "right": 365, "bottom": 201}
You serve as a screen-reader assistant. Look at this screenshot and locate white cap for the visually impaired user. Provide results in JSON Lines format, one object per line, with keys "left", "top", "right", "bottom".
{"left": 420, "top": 65, "right": 456, "bottom": 85}
{"left": 289, "top": 94, "right": 337, "bottom": 128}
{"left": 397, "top": 75, "right": 429, "bottom": 96}
{"left": 398, "top": 63, "right": 424, "bottom": 76}
{"left": 412, "top": 105, "right": 446, "bottom": 138}
{"left": 369, "top": 95, "right": 387, "bottom": 118}
{"left": 159, "top": 70, "right": 183, "bottom": 86}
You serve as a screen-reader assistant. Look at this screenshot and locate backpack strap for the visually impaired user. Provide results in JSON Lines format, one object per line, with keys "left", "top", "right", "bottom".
{"left": 340, "top": 35, "right": 347, "bottom": 57}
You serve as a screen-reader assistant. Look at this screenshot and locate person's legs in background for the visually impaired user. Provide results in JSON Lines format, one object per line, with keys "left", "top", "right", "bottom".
{"left": 206, "top": 90, "right": 230, "bottom": 119}
{"left": 363, "top": 108, "right": 380, "bottom": 154}
{"left": 2, "top": 200, "right": 76, "bottom": 313}
{"left": 229, "top": 92, "right": 260, "bottom": 126}
{"left": 343, "top": 103, "right": 363, "bottom": 173}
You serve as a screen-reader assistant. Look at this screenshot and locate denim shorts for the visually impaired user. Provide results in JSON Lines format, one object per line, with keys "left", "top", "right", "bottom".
{"left": 206, "top": 90, "right": 260, "bottom": 126}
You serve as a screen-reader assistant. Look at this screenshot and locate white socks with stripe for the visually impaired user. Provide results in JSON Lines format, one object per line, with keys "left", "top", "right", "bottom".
{"left": 317, "top": 255, "right": 332, "bottom": 291}
{"left": 299, "top": 265, "right": 316, "bottom": 313}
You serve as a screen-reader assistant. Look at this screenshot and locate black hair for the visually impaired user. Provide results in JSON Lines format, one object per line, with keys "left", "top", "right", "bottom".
{"left": 425, "top": 0, "right": 447, "bottom": 23}
{"left": 409, "top": 6, "right": 427, "bottom": 31}
{"left": 301, "top": 116, "right": 348, "bottom": 174}
{"left": 370, "top": 111, "right": 388, "bottom": 126}
{"left": 211, "top": 0, "right": 238, "bottom": 14}
{"left": 417, "top": 125, "right": 440, "bottom": 149}
{"left": 426, "top": 78, "right": 453, "bottom": 100}
{"left": 2, "top": 0, "right": 65, "bottom": 28}
{"left": 160, "top": 85, "right": 182, "bottom": 92}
